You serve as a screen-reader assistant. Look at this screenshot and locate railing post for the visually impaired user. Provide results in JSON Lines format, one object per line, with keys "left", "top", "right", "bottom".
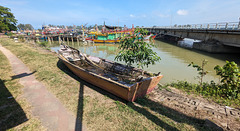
{"left": 216, "top": 23, "right": 218, "bottom": 29}
{"left": 225, "top": 23, "right": 228, "bottom": 29}
{"left": 200, "top": 24, "right": 202, "bottom": 29}
{"left": 238, "top": 17, "right": 240, "bottom": 29}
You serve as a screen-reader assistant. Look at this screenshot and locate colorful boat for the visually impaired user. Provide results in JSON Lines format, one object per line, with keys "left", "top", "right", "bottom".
{"left": 58, "top": 45, "right": 163, "bottom": 102}
{"left": 85, "top": 24, "right": 135, "bottom": 43}
{"left": 86, "top": 33, "right": 121, "bottom": 43}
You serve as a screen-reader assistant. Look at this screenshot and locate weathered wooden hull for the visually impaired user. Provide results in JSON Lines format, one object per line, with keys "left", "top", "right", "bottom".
{"left": 58, "top": 52, "right": 163, "bottom": 102}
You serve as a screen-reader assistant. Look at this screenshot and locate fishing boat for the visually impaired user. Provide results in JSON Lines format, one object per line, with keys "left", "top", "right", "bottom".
{"left": 90, "top": 39, "right": 121, "bottom": 43}
{"left": 58, "top": 45, "right": 163, "bottom": 102}
{"left": 86, "top": 33, "right": 121, "bottom": 43}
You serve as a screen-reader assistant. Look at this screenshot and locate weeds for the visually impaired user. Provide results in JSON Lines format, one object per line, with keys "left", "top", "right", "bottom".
{"left": 166, "top": 81, "right": 240, "bottom": 107}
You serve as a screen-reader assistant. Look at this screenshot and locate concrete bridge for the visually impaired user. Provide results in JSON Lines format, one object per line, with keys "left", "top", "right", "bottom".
{"left": 143, "top": 22, "right": 240, "bottom": 53}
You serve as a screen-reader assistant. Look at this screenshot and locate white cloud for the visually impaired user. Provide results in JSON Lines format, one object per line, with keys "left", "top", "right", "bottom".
{"left": 129, "top": 14, "right": 135, "bottom": 18}
{"left": 177, "top": 9, "right": 188, "bottom": 15}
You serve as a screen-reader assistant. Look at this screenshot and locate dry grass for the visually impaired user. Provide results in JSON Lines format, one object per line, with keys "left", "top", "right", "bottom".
{"left": 0, "top": 46, "right": 45, "bottom": 130}
{"left": 0, "top": 38, "right": 210, "bottom": 131}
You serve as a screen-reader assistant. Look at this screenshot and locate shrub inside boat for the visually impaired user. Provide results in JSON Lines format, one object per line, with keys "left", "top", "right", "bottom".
{"left": 58, "top": 45, "right": 163, "bottom": 101}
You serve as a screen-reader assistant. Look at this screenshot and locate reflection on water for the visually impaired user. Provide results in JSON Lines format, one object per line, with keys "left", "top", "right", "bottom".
{"left": 51, "top": 40, "right": 240, "bottom": 84}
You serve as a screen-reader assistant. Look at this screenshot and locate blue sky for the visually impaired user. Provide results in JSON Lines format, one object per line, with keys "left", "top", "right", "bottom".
{"left": 1, "top": 0, "right": 240, "bottom": 29}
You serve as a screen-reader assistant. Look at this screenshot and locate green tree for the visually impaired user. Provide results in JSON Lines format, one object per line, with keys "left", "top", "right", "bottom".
{"left": 0, "top": 6, "right": 17, "bottom": 32}
{"left": 17, "top": 23, "right": 34, "bottom": 30}
{"left": 17, "top": 23, "right": 24, "bottom": 30}
{"left": 115, "top": 28, "right": 160, "bottom": 69}
{"left": 24, "top": 24, "right": 34, "bottom": 30}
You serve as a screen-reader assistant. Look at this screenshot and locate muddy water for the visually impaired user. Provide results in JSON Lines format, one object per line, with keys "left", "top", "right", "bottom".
{"left": 51, "top": 40, "right": 240, "bottom": 84}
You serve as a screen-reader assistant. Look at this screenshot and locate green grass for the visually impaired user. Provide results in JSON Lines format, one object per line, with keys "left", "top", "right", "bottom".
{"left": 0, "top": 38, "right": 214, "bottom": 131}
{"left": 164, "top": 81, "right": 240, "bottom": 108}
{"left": 0, "top": 47, "right": 45, "bottom": 130}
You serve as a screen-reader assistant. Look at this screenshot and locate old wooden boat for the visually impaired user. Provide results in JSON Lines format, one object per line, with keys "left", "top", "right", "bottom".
{"left": 58, "top": 45, "right": 163, "bottom": 102}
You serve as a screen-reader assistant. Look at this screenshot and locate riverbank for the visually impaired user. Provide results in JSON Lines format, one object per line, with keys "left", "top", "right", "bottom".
{"left": 1, "top": 38, "right": 239, "bottom": 130}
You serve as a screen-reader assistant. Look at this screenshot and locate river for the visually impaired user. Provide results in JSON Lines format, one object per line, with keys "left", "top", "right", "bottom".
{"left": 50, "top": 40, "right": 240, "bottom": 84}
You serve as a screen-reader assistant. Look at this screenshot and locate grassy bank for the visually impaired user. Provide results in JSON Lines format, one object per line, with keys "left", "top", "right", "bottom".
{"left": 164, "top": 81, "right": 240, "bottom": 108}
{"left": 0, "top": 47, "right": 45, "bottom": 130}
{"left": 0, "top": 38, "right": 211, "bottom": 130}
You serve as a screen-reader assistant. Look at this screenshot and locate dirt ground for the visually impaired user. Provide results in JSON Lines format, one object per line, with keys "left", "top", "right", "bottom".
{"left": 148, "top": 87, "right": 240, "bottom": 130}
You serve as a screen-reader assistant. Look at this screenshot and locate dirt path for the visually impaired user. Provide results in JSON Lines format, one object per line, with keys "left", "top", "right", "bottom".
{"left": 0, "top": 45, "right": 87, "bottom": 131}
{"left": 149, "top": 87, "right": 240, "bottom": 130}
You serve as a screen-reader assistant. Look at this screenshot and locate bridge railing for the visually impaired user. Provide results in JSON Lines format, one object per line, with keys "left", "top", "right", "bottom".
{"left": 149, "top": 22, "right": 240, "bottom": 30}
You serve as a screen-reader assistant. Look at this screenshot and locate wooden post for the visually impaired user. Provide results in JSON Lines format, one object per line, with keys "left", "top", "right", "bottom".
{"left": 51, "top": 37, "right": 54, "bottom": 44}
{"left": 71, "top": 36, "right": 74, "bottom": 45}
{"left": 62, "top": 36, "right": 65, "bottom": 43}
{"left": 67, "top": 37, "right": 69, "bottom": 45}
{"left": 77, "top": 37, "right": 79, "bottom": 45}
{"left": 58, "top": 36, "right": 61, "bottom": 45}
{"left": 48, "top": 37, "right": 51, "bottom": 45}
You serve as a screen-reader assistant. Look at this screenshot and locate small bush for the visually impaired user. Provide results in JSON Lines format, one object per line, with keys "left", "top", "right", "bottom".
{"left": 18, "top": 35, "right": 25, "bottom": 42}
{"left": 214, "top": 61, "right": 240, "bottom": 99}
{"left": 6, "top": 32, "right": 13, "bottom": 36}
{"left": 38, "top": 41, "right": 48, "bottom": 47}
{"left": 165, "top": 81, "right": 240, "bottom": 106}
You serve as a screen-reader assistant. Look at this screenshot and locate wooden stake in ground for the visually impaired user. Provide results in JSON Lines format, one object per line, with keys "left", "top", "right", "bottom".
{"left": 77, "top": 37, "right": 79, "bottom": 45}
{"left": 71, "top": 36, "right": 74, "bottom": 45}
{"left": 48, "top": 37, "right": 51, "bottom": 45}
{"left": 58, "top": 36, "right": 61, "bottom": 45}
{"left": 51, "top": 37, "right": 54, "bottom": 44}
{"left": 67, "top": 37, "right": 69, "bottom": 45}
{"left": 62, "top": 36, "right": 65, "bottom": 43}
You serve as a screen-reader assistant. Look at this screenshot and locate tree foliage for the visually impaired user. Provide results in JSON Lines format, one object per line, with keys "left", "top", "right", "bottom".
{"left": 214, "top": 61, "right": 240, "bottom": 99}
{"left": 115, "top": 28, "right": 160, "bottom": 68}
{"left": 17, "top": 23, "right": 34, "bottom": 30}
{"left": 0, "top": 6, "right": 17, "bottom": 32}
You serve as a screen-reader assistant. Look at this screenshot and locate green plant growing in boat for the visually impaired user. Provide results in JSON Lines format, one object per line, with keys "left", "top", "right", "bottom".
{"left": 114, "top": 28, "right": 160, "bottom": 70}
{"left": 188, "top": 59, "right": 208, "bottom": 85}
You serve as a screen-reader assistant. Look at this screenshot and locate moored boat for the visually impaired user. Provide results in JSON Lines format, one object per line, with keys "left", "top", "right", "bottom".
{"left": 89, "top": 39, "right": 121, "bottom": 43}
{"left": 58, "top": 45, "right": 163, "bottom": 101}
